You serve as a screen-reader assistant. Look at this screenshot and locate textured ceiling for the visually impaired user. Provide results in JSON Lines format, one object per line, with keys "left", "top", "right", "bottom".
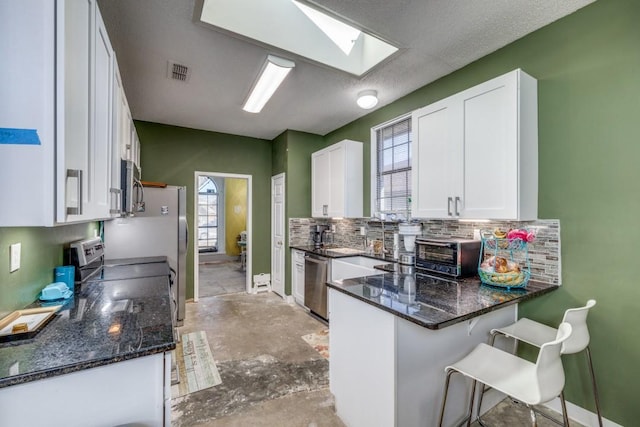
{"left": 98, "top": 0, "right": 596, "bottom": 140}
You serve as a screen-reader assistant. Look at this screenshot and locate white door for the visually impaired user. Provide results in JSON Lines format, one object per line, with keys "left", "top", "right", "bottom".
{"left": 271, "top": 173, "right": 286, "bottom": 297}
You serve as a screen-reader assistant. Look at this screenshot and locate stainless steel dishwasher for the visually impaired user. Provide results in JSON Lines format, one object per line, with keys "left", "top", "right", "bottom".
{"left": 304, "top": 253, "right": 330, "bottom": 321}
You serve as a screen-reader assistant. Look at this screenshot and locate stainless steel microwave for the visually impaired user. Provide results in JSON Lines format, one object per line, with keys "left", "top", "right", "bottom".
{"left": 415, "top": 237, "right": 481, "bottom": 277}
{"left": 120, "top": 159, "right": 144, "bottom": 215}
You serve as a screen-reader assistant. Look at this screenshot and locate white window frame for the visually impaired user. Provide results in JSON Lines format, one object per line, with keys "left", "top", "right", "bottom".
{"left": 370, "top": 112, "right": 413, "bottom": 219}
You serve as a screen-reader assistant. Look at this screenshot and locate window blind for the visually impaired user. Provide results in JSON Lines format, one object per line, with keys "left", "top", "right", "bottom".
{"left": 375, "top": 117, "right": 411, "bottom": 217}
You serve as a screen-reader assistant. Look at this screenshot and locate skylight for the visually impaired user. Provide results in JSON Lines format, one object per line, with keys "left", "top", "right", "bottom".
{"left": 291, "top": 0, "right": 361, "bottom": 56}
{"left": 197, "top": 0, "right": 399, "bottom": 76}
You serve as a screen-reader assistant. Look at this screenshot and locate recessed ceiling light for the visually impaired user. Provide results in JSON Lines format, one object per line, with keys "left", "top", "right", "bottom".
{"left": 357, "top": 90, "right": 378, "bottom": 109}
{"left": 243, "top": 55, "right": 295, "bottom": 114}
{"left": 292, "top": 0, "right": 361, "bottom": 55}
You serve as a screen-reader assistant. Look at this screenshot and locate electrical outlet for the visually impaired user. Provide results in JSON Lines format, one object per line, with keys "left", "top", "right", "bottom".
{"left": 473, "top": 229, "right": 481, "bottom": 240}
{"left": 10, "top": 243, "right": 21, "bottom": 272}
{"left": 331, "top": 224, "right": 336, "bottom": 233}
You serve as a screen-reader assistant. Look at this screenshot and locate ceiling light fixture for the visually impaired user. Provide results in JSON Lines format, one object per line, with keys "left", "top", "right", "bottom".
{"left": 356, "top": 90, "right": 378, "bottom": 109}
{"left": 243, "top": 55, "right": 295, "bottom": 114}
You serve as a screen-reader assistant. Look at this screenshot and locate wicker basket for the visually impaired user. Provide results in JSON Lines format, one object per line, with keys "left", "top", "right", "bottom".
{"left": 478, "top": 230, "right": 531, "bottom": 290}
{"left": 478, "top": 268, "right": 530, "bottom": 289}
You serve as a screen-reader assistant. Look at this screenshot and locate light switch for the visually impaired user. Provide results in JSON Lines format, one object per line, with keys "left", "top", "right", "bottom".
{"left": 10, "top": 243, "right": 21, "bottom": 272}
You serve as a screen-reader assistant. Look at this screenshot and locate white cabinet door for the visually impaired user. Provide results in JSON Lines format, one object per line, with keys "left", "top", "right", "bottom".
{"left": 0, "top": 0, "right": 120, "bottom": 226}
{"left": 291, "top": 249, "right": 305, "bottom": 305}
{"left": 411, "top": 98, "right": 460, "bottom": 219}
{"left": 311, "top": 140, "right": 363, "bottom": 218}
{"left": 311, "top": 150, "right": 331, "bottom": 217}
{"left": 91, "top": 7, "right": 114, "bottom": 219}
{"left": 110, "top": 62, "right": 126, "bottom": 216}
{"left": 411, "top": 69, "right": 537, "bottom": 220}
{"left": 56, "top": 0, "right": 94, "bottom": 223}
{"left": 327, "top": 144, "right": 346, "bottom": 217}
{"left": 0, "top": 1, "right": 56, "bottom": 226}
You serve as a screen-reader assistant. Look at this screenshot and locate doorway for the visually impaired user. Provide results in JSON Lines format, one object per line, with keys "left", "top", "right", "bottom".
{"left": 194, "top": 171, "right": 252, "bottom": 301}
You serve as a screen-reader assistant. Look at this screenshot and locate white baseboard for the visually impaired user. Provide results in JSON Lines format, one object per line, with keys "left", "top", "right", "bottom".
{"left": 479, "top": 390, "right": 619, "bottom": 427}
{"left": 544, "top": 397, "right": 620, "bottom": 427}
{"left": 285, "top": 295, "right": 294, "bottom": 304}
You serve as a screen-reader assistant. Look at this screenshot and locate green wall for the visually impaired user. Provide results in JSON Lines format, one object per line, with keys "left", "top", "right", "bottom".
{"left": 272, "top": 130, "right": 325, "bottom": 294}
{"left": 135, "top": 121, "right": 272, "bottom": 300}
{"left": 0, "top": 223, "right": 99, "bottom": 317}
{"left": 323, "top": 0, "right": 639, "bottom": 424}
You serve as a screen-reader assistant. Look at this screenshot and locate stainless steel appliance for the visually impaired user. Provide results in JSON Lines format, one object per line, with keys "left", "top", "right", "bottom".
{"left": 415, "top": 237, "right": 481, "bottom": 277}
{"left": 304, "top": 253, "right": 330, "bottom": 321}
{"left": 121, "top": 159, "right": 144, "bottom": 215}
{"left": 104, "top": 186, "right": 188, "bottom": 325}
{"left": 310, "top": 225, "right": 329, "bottom": 249}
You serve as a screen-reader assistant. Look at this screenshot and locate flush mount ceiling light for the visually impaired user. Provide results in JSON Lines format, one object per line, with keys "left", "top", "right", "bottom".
{"left": 243, "top": 55, "right": 295, "bottom": 114}
{"left": 356, "top": 90, "right": 378, "bottom": 109}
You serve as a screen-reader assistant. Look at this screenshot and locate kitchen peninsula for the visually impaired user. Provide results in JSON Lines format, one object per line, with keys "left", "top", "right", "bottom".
{"left": 327, "top": 271, "right": 558, "bottom": 427}
{"left": 0, "top": 273, "right": 175, "bottom": 426}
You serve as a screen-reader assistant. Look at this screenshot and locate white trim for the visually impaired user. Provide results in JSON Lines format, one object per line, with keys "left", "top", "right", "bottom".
{"left": 193, "top": 171, "right": 253, "bottom": 301}
{"left": 270, "top": 172, "right": 286, "bottom": 297}
{"left": 370, "top": 112, "right": 413, "bottom": 217}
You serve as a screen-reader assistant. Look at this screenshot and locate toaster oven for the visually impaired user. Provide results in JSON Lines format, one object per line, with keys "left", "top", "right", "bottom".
{"left": 415, "top": 237, "right": 481, "bottom": 277}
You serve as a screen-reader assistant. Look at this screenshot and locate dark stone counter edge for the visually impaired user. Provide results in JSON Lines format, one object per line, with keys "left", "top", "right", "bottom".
{"left": 290, "top": 245, "right": 395, "bottom": 263}
{"left": 0, "top": 341, "right": 176, "bottom": 389}
{"left": 326, "top": 281, "right": 559, "bottom": 330}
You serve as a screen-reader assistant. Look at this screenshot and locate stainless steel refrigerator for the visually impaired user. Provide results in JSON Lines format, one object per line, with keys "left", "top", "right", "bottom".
{"left": 104, "top": 186, "right": 188, "bottom": 325}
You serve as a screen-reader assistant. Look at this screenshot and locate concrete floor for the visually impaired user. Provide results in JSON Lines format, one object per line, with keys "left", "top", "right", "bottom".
{"left": 172, "top": 292, "right": 582, "bottom": 427}
{"left": 198, "top": 261, "right": 246, "bottom": 298}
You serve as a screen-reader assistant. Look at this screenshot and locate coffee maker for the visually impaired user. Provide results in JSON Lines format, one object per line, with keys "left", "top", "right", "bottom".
{"left": 310, "top": 225, "right": 329, "bottom": 249}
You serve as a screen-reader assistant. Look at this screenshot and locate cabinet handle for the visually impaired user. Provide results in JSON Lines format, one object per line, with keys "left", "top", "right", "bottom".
{"left": 455, "top": 196, "right": 461, "bottom": 216}
{"left": 109, "top": 188, "right": 122, "bottom": 214}
{"left": 323, "top": 204, "right": 328, "bottom": 216}
{"left": 66, "top": 169, "right": 83, "bottom": 215}
{"left": 447, "top": 197, "right": 453, "bottom": 216}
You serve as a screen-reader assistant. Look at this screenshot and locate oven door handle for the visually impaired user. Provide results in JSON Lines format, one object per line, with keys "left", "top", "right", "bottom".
{"left": 417, "top": 241, "right": 451, "bottom": 247}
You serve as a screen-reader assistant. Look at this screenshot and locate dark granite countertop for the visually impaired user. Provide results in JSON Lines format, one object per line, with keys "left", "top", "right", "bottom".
{"left": 0, "top": 275, "right": 175, "bottom": 388}
{"left": 327, "top": 272, "right": 558, "bottom": 330}
{"left": 290, "top": 245, "right": 396, "bottom": 264}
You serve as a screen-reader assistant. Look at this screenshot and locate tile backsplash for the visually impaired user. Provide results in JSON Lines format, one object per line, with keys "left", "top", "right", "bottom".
{"left": 289, "top": 218, "right": 561, "bottom": 285}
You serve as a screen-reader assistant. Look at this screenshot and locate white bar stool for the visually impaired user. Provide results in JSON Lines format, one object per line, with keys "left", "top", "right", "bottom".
{"left": 484, "top": 300, "right": 602, "bottom": 427}
{"left": 438, "top": 323, "right": 573, "bottom": 427}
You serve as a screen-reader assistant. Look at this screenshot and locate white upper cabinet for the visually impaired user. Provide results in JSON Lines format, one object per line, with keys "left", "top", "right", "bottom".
{"left": 412, "top": 69, "right": 538, "bottom": 220}
{"left": 91, "top": 8, "right": 115, "bottom": 219}
{"left": 311, "top": 140, "right": 363, "bottom": 218}
{"left": 0, "top": 0, "right": 120, "bottom": 226}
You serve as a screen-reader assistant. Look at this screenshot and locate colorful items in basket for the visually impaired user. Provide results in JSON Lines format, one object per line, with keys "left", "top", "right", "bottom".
{"left": 478, "top": 228, "right": 534, "bottom": 289}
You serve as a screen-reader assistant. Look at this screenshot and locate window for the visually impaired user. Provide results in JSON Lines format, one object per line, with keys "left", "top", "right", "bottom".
{"left": 373, "top": 115, "right": 412, "bottom": 219}
{"left": 198, "top": 177, "right": 218, "bottom": 251}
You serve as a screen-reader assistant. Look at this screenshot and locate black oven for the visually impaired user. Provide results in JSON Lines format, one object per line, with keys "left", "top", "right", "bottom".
{"left": 415, "top": 237, "right": 481, "bottom": 277}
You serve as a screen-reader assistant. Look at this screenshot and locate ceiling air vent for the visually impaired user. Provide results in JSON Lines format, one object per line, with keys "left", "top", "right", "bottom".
{"left": 167, "top": 61, "right": 190, "bottom": 82}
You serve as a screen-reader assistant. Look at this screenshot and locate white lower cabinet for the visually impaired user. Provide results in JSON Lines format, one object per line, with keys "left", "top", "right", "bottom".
{"left": 329, "top": 289, "right": 516, "bottom": 427}
{"left": 0, "top": 353, "right": 171, "bottom": 427}
{"left": 0, "top": 0, "right": 121, "bottom": 226}
{"left": 412, "top": 69, "right": 538, "bottom": 220}
{"left": 291, "top": 249, "right": 305, "bottom": 306}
